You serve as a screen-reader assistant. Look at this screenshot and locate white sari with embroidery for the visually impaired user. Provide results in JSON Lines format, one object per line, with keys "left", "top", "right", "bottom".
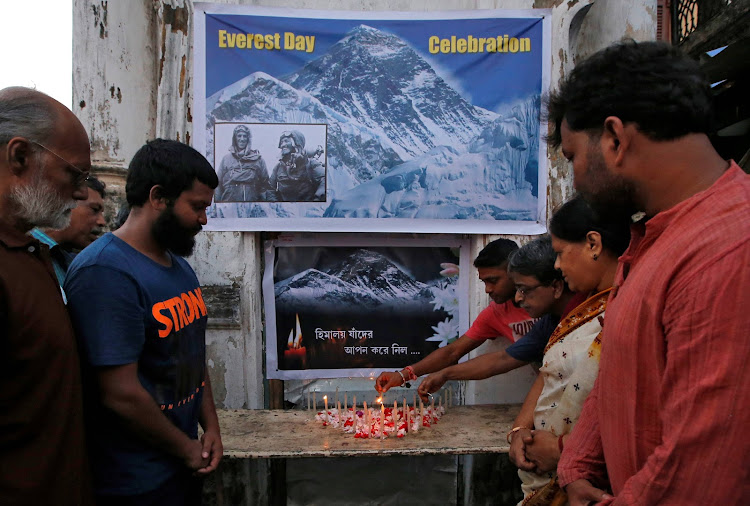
{"left": 518, "top": 289, "right": 611, "bottom": 506}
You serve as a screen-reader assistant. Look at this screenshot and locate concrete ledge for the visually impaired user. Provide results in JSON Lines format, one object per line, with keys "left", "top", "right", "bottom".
{"left": 217, "top": 404, "right": 521, "bottom": 459}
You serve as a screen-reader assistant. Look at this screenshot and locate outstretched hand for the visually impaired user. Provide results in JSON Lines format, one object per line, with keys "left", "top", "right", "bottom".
{"left": 417, "top": 372, "right": 447, "bottom": 402}
{"left": 375, "top": 371, "right": 402, "bottom": 393}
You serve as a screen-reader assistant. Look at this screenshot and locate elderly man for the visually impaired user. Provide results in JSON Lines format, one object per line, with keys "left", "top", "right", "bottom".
{"left": 550, "top": 41, "right": 750, "bottom": 505}
{"left": 66, "top": 139, "right": 223, "bottom": 505}
{"left": 0, "top": 87, "right": 93, "bottom": 505}
{"left": 31, "top": 176, "right": 106, "bottom": 286}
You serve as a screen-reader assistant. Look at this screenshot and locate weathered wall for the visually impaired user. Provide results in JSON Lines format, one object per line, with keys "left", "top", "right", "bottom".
{"left": 73, "top": 1, "right": 655, "bottom": 504}
{"left": 73, "top": 0, "right": 656, "bottom": 410}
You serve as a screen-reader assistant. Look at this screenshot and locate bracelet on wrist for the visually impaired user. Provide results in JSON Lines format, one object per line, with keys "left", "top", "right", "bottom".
{"left": 506, "top": 426, "right": 530, "bottom": 444}
{"left": 404, "top": 365, "right": 418, "bottom": 381}
{"left": 396, "top": 370, "right": 411, "bottom": 388}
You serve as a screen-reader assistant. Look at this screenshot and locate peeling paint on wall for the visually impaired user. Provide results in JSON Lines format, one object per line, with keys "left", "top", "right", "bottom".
{"left": 92, "top": 1, "right": 108, "bottom": 39}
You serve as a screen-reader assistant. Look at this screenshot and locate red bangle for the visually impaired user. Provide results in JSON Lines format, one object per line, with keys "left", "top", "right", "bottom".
{"left": 404, "top": 365, "right": 418, "bottom": 381}
{"left": 558, "top": 434, "right": 565, "bottom": 454}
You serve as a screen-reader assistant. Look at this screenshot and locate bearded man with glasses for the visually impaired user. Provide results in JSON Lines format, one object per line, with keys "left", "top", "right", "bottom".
{"left": 0, "top": 86, "right": 94, "bottom": 505}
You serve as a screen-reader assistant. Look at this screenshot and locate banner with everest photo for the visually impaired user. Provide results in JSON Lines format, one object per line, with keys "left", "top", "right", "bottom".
{"left": 262, "top": 235, "right": 470, "bottom": 379}
{"left": 193, "top": 5, "right": 551, "bottom": 234}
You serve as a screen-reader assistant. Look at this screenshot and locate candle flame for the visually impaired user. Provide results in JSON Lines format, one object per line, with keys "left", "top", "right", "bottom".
{"left": 293, "top": 313, "right": 303, "bottom": 348}
{"left": 376, "top": 396, "right": 382, "bottom": 404}
{"left": 323, "top": 395, "right": 327, "bottom": 400}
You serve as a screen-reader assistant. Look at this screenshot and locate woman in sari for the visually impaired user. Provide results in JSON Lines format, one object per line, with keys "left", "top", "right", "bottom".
{"left": 509, "top": 195, "right": 631, "bottom": 506}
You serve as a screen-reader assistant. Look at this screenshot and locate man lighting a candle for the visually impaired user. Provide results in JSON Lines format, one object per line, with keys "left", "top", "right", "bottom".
{"left": 376, "top": 238, "right": 558, "bottom": 399}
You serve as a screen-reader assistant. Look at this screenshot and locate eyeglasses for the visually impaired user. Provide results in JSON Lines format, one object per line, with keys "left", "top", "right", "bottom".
{"left": 515, "top": 284, "right": 544, "bottom": 297}
{"left": 27, "top": 139, "right": 90, "bottom": 187}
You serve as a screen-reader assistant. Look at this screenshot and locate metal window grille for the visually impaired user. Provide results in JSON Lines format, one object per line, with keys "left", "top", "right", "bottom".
{"left": 672, "top": 0, "right": 733, "bottom": 43}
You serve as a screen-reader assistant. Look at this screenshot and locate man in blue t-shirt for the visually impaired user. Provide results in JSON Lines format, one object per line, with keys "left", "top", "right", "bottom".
{"left": 66, "top": 139, "right": 222, "bottom": 505}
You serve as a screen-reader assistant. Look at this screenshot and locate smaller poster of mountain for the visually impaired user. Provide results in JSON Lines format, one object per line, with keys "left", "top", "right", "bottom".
{"left": 193, "top": 5, "right": 551, "bottom": 234}
{"left": 263, "top": 235, "right": 470, "bottom": 379}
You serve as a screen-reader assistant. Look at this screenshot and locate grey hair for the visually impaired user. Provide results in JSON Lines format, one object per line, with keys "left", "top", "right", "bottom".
{"left": 507, "top": 235, "right": 563, "bottom": 285}
{"left": 0, "top": 87, "right": 59, "bottom": 146}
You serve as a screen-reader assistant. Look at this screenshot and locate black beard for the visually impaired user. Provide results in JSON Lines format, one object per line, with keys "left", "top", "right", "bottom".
{"left": 579, "top": 145, "right": 641, "bottom": 223}
{"left": 151, "top": 206, "right": 201, "bottom": 257}
{"left": 580, "top": 182, "right": 640, "bottom": 223}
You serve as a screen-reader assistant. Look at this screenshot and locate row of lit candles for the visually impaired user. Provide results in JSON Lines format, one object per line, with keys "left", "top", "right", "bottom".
{"left": 310, "top": 387, "right": 452, "bottom": 439}
{"left": 307, "top": 386, "right": 453, "bottom": 412}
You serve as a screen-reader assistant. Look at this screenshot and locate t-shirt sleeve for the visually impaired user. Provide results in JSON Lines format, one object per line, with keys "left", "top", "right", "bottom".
{"left": 464, "top": 304, "right": 510, "bottom": 341}
{"left": 505, "top": 314, "right": 556, "bottom": 362}
{"left": 65, "top": 264, "right": 146, "bottom": 366}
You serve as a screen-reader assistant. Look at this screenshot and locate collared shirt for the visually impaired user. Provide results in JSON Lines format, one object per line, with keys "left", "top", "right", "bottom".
{"left": 30, "top": 228, "right": 75, "bottom": 289}
{"left": 557, "top": 163, "right": 750, "bottom": 504}
{"left": 0, "top": 221, "right": 93, "bottom": 505}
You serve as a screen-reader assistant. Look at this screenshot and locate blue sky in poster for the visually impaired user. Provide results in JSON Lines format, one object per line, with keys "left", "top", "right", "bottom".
{"left": 205, "top": 13, "right": 543, "bottom": 111}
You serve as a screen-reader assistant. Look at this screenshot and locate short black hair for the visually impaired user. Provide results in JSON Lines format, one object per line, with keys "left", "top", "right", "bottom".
{"left": 507, "top": 236, "right": 562, "bottom": 285}
{"left": 549, "top": 195, "right": 631, "bottom": 256}
{"left": 126, "top": 139, "right": 218, "bottom": 207}
{"left": 547, "top": 40, "right": 713, "bottom": 148}
{"left": 473, "top": 238, "right": 519, "bottom": 268}
{"left": 86, "top": 175, "right": 106, "bottom": 199}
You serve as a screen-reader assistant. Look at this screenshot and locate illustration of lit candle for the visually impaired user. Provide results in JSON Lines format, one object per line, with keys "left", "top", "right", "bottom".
{"left": 283, "top": 314, "right": 307, "bottom": 368}
{"left": 324, "top": 395, "right": 328, "bottom": 424}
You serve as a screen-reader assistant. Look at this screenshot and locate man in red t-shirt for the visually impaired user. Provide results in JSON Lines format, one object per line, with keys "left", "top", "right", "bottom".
{"left": 376, "top": 238, "right": 537, "bottom": 399}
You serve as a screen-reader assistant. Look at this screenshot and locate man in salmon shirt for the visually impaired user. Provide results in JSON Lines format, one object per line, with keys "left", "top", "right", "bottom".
{"left": 549, "top": 41, "right": 750, "bottom": 505}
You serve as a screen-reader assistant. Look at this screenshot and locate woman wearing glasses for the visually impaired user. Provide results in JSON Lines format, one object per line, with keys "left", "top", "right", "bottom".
{"left": 510, "top": 195, "right": 631, "bottom": 506}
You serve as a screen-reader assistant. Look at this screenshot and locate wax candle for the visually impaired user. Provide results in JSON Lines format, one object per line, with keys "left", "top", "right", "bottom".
{"left": 430, "top": 395, "right": 435, "bottom": 422}
{"left": 420, "top": 399, "right": 424, "bottom": 428}
{"left": 380, "top": 401, "right": 385, "bottom": 440}
{"left": 344, "top": 393, "right": 348, "bottom": 412}
{"left": 324, "top": 395, "right": 328, "bottom": 424}
{"left": 394, "top": 400, "right": 398, "bottom": 423}
{"left": 307, "top": 389, "right": 311, "bottom": 410}
{"left": 402, "top": 397, "right": 407, "bottom": 432}
{"left": 406, "top": 403, "right": 410, "bottom": 433}
{"left": 363, "top": 401, "right": 369, "bottom": 436}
